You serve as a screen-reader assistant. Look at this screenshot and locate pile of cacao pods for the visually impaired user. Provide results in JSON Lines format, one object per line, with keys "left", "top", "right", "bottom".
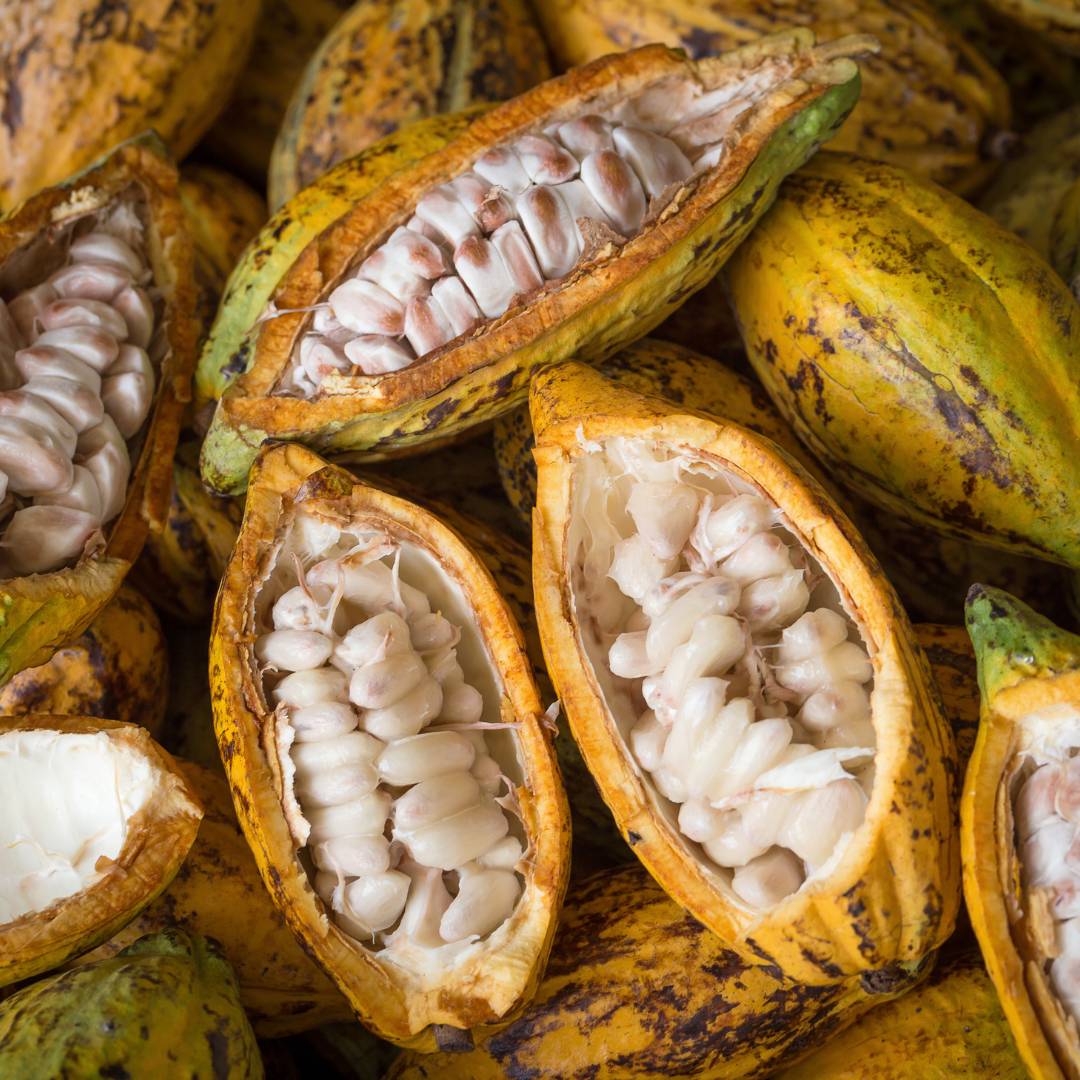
{"left": 2, "top": 0, "right": 1080, "bottom": 1076}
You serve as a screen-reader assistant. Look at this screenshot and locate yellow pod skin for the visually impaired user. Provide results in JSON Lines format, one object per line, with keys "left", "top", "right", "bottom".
{"left": 982, "top": 0, "right": 1080, "bottom": 57}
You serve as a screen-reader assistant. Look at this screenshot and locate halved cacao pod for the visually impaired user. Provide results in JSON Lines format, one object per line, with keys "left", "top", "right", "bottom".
{"left": 0, "top": 585, "right": 168, "bottom": 738}
{"left": 776, "top": 943, "right": 1027, "bottom": 1079}
{"left": 0, "top": 1, "right": 260, "bottom": 211}
{"left": 388, "top": 862, "right": 929, "bottom": 1079}
{"left": 962, "top": 585, "right": 1080, "bottom": 1079}
{"left": 533, "top": 0, "right": 1011, "bottom": 194}
{"left": 0, "top": 135, "right": 196, "bottom": 686}
{"left": 197, "top": 33, "right": 873, "bottom": 494}
{"left": 726, "top": 151, "right": 1080, "bottom": 569}
{"left": 74, "top": 761, "right": 351, "bottom": 1038}
{"left": 210, "top": 443, "right": 570, "bottom": 1047}
{"left": 268, "top": 0, "right": 552, "bottom": 210}
{"left": 982, "top": 0, "right": 1080, "bottom": 56}
{"left": 0, "top": 929, "right": 261, "bottom": 1078}
{"left": 531, "top": 361, "right": 959, "bottom": 984}
{"left": 0, "top": 716, "right": 202, "bottom": 987}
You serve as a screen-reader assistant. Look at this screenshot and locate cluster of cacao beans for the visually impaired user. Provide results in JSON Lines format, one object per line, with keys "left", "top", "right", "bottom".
{"left": 1, "top": 1, "right": 1079, "bottom": 1078}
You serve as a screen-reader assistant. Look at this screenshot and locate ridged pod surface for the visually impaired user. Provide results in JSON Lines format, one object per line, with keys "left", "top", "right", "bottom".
{"left": 73, "top": 762, "right": 351, "bottom": 1038}
{"left": 269, "top": 0, "right": 552, "bottom": 210}
{"left": 0, "top": 716, "right": 202, "bottom": 987}
{"left": 0, "top": 930, "right": 261, "bottom": 1078}
{"left": 531, "top": 361, "right": 959, "bottom": 985}
{"left": 915, "top": 623, "right": 979, "bottom": 767}
{"left": 0, "top": 1, "right": 260, "bottom": 211}
{"left": 776, "top": 944, "right": 1026, "bottom": 1079}
{"left": 981, "top": 105, "right": 1080, "bottom": 298}
{"left": 726, "top": 151, "right": 1080, "bottom": 568}
{"left": 982, "top": 0, "right": 1080, "bottom": 56}
{"left": 198, "top": 35, "right": 869, "bottom": 494}
{"left": 0, "top": 136, "right": 196, "bottom": 687}
{"left": 962, "top": 586, "right": 1080, "bottom": 1079}
{"left": 387, "top": 863, "right": 927, "bottom": 1079}
{"left": 210, "top": 443, "right": 570, "bottom": 1047}
{"left": 0, "top": 586, "right": 168, "bottom": 739}
{"left": 533, "top": 0, "right": 1010, "bottom": 194}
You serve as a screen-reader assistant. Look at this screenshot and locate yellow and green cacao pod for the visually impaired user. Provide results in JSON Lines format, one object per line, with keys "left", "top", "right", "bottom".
{"left": 726, "top": 151, "right": 1080, "bottom": 568}
{"left": 533, "top": 0, "right": 1011, "bottom": 194}
{"left": 268, "top": 0, "right": 552, "bottom": 210}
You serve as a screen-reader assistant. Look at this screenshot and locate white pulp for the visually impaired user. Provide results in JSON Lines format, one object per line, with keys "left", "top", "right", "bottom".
{"left": 0, "top": 730, "right": 154, "bottom": 924}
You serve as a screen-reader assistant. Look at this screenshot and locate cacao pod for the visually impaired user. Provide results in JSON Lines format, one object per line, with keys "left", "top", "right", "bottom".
{"left": 962, "top": 585, "right": 1080, "bottom": 1079}
{"left": 981, "top": 104, "right": 1080, "bottom": 298}
{"left": 197, "top": 34, "right": 871, "bottom": 494}
{"left": 387, "top": 862, "right": 929, "bottom": 1079}
{"left": 776, "top": 943, "right": 1027, "bottom": 1079}
{"left": 916, "top": 623, "right": 979, "bottom": 767}
{"left": 210, "top": 443, "right": 570, "bottom": 1047}
{"left": 533, "top": 0, "right": 1011, "bottom": 194}
{"left": 75, "top": 762, "right": 352, "bottom": 1038}
{"left": 0, "top": 0, "right": 260, "bottom": 211}
{"left": 982, "top": 0, "right": 1080, "bottom": 57}
{"left": 0, "top": 929, "right": 261, "bottom": 1078}
{"left": 0, "top": 585, "right": 168, "bottom": 739}
{"left": 531, "top": 360, "right": 959, "bottom": 985}
{"left": 726, "top": 151, "right": 1080, "bottom": 568}
{"left": 0, "top": 135, "right": 196, "bottom": 687}
{"left": 0, "top": 716, "right": 202, "bottom": 987}
{"left": 268, "top": 0, "right": 552, "bottom": 210}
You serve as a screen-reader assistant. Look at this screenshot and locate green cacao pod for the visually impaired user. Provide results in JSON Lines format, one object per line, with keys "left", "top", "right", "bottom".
{"left": 0, "top": 930, "right": 262, "bottom": 1078}
{"left": 726, "top": 151, "right": 1080, "bottom": 568}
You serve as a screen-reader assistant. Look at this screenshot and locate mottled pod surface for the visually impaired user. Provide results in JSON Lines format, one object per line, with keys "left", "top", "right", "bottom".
{"left": 269, "top": 0, "right": 553, "bottom": 209}
{"left": 726, "top": 151, "right": 1080, "bottom": 569}
{"left": 982, "top": 0, "right": 1080, "bottom": 57}
{"left": 531, "top": 361, "right": 959, "bottom": 986}
{"left": 0, "top": 0, "right": 260, "bottom": 210}
{"left": 210, "top": 443, "right": 569, "bottom": 1047}
{"left": 198, "top": 34, "right": 871, "bottom": 493}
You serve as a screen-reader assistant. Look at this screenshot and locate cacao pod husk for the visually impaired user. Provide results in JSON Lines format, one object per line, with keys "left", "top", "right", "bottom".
{"left": 0, "top": 0, "right": 260, "bottom": 210}
{"left": 0, "top": 585, "right": 168, "bottom": 739}
{"left": 0, "top": 929, "right": 261, "bottom": 1078}
{"left": 725, "top": 151, "right": 1080, "bottom": 569}
{"left": 532, "top": 0, "right": 1011, "bottom": 194}
{"left": 75, "top": 762, "right": 352, "bottom": 1038}
{"left": 981, "top": 0, "right": 1080, "bottom": 57}
{"left": 962, "top": 585, "right": 1080, "bottom": 1079}
{"left": 210, "top": 443, "right": 571, "bottom": 1047}
{"left": 0, "top": 135, "right": 196, "bottom": 687}
{"left": 197, "top": 34, "right": 871, "bottom": 494}
{"left": 387, "top": 862, "right": 930, "bottom": 1079}
{"left": 0, "top": 716, "right": 202, "bottom": 987}
{"left": 531, "top": 360, "right": 960, "bottom": 985}
{"left": 268, "top": 0, "right": 552, "bottom": 210}
{"left": 915, "top": 623, "right": 979, "bottom": 767}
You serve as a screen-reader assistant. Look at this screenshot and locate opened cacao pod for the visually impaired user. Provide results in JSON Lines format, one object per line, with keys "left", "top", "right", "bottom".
{"left": 75, "top": 761, "right": 351, "bottom": 1037}
{"left": 0, "top": 135, "right": 196, "bottom": 687}
{"left": 0, "top": 585, "right": 168, "bottom": 738}
{"left": 963, "top": 585, "right": 1080, "bottom": 1079}
{"left": 388, "top": 862, "right": 928, "bottom": 1079}
{"left": 0, "top": 0, "right": 260, "bottom": 211}
{"left": 726, "top": 151, "right": 1080, "bottom": 569}
{"left": 982, "top": 0, "right": 1080, "bottom": 56}
{"left": 0, "top": 715, "right": 202, "bottom": 987}
{"left": 210, "top": 443, "right": 570, "bottom": 1047}
{"left": 533, "top": 0, "right": 1010, "bottom": 194}
{"left": 198, "top": 33, "right": 872, "bottom": 494}
{"left": 268, "top": 0, "right": 552, "bottom": 210}
{"left": 531, "top": 361, "right": 959, "bottom": 985}
{"left": 0, "top": 929, "right": 261, "bottom": 1079}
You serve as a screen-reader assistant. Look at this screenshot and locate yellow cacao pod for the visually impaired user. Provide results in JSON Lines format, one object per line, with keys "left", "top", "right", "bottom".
{"left": 531, "top": 360, "right": 959, "bottom": 985}
{"left": 0, "top": 135, "right": 196, "bottom": 687}
{"left": 269, "top": 0, "right": 552, "bottom": 210}
{"left": 388, "top": 862, "right": 929, "bottom": 1078}
{"left": 210, "top": 443, "right": 570, "bottom": 1048}
{"left": 533, "top": 0, "right": 1011, "bottom": 194}
{"left": 0, "top": 716, "right": 202, "bottom": 988}
{"left": 0, "top": 0, "right": 260, "bottom": 210}
{"left": 962, "top": 585, "right": 1080, "bottom": 1079}
{"left": 726, "top": 151, "right": 1080, "bottom": 568}
{"left": 198, "top": 34, "right": 871, "bottom": 493}
{"left": 982, "top": 0, "right": 1080, "bottom": 56}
